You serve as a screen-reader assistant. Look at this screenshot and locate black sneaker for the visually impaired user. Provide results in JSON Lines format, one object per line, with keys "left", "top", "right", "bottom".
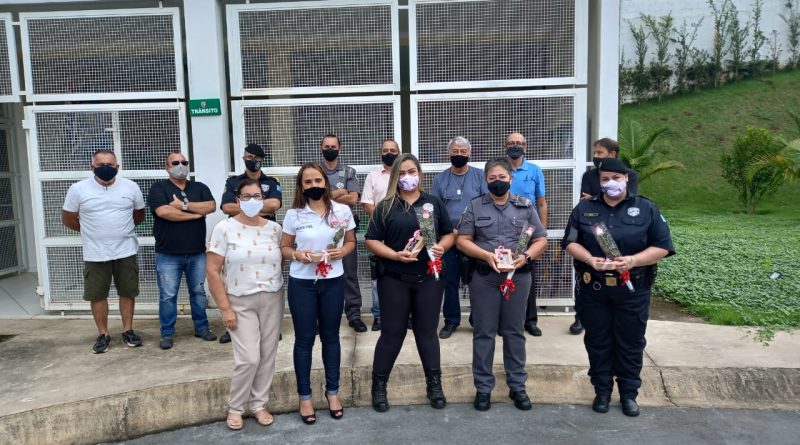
{"left": 219, "top": 330, "right": 231, "bottom": 344}
{"left": 569, "top": 319, "right": 584, "bottom": 335}
{"left": 194, "top": 331, "right": 217, "bottom": 341}
{"left": 122, "top": 330, "right": 143, "bottom": 347}
{"left": 438, "top": 322, "right": 458, "bottom": 339}
{"left": 92, "top": 334, "right": 111, "bottom": 354}
{"left": 524, "top": 322, "right": 542, "bottom": 337}
{"left": 372, "top": 319, "right": 381, "bottom": 331}
{"left": 160, "top": 336, "right": 173, "bottom": 350}
{"left": 349, "top": 319, "right": 368, "bottom": 333}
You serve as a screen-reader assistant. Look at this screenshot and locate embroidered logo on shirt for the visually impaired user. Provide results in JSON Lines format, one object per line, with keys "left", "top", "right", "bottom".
{"left": 261, "top": 184, "right": 270, "bottom": 193}
{"left": 336, "top": 182, "right": 345, "bottom": 189}
{"left": 627, "top": 207, "right": 640, "bottom": 217}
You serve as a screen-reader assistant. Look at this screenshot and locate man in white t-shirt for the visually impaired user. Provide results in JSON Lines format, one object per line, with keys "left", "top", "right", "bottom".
{"left": 360, "top": 139, "right": 399, "bottom": 331}
{"left": 62, "top": 150, "right": 146, "bottom": 354}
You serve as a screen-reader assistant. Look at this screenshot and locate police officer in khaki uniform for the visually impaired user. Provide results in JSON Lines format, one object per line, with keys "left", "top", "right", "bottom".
{"left": 563, "top": 158, "right": 674, "bottom": 417}
{"left": 456, "top": 158, "right": 548, "bottom": 412}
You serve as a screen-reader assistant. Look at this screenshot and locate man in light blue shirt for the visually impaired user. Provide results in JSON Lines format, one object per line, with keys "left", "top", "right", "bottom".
{"left": 505, "top": 132, "right": 548, "bottom": 337}
{"left": 431, "top": 136, "right": 488, "bottom": 339}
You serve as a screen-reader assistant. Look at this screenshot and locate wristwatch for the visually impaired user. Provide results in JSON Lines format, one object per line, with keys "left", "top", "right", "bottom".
{"left": 181, "top": 201, "right": 189, "bottom": 211}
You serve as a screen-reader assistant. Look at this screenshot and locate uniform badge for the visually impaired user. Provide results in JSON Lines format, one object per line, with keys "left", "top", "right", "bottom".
{"left": 627, "top": 207, "right": 640, "bottom": 217}
{"left": 336, "top": 182, "right": 345, "bottom": 189}
{"left": 261, "top": 184, "right": 270, "bottom": 193}
{"left": 582, "top": 272, "right": 591, "bottom": 284}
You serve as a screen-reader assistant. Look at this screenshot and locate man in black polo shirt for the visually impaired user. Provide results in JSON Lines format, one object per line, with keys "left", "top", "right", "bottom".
{"left": 218, "top": 143, "right": 283, "bottom": 344}
{"left": 581, "top": 138, "right": 639, "bottom": 199}
{"left": 149, "top": 152, "right": 218, "bottom": 350}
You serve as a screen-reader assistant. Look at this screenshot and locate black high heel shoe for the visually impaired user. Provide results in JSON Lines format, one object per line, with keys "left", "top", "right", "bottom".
{"left": 299, "top": 401, "right": 316, "bottom": 425}
{"left": 325, "top": 393, "right": 344, "bottom": 420}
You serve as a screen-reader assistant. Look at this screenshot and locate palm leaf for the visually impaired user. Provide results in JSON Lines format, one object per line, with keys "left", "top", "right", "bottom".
{"left": 639, "top": 160, "right": 685, "bottom": 182}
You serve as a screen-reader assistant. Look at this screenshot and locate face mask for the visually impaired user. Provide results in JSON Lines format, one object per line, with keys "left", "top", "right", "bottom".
{"left": 169, "top": 164, "right": 189, "bottom": 180}
{"left": 506, "top": 145, "right": 524, "bottom": 159}
{"left": 303, "top": 186, "right": 326, "bottom": 201}
{"left": 244, "top": 159, "right": 262, "bottom": 172}
{"left": 450, "top": 155, "right": 469, "bottom": 168}
{"left": 488, "top": 179, "right": 510, "bottom": 197}
{"left": 239, "top": 198, "right": 262, "bottom": 218}
{"left": 382, "top": 153, "right": 398, "bottom": 167}
{"left": 398, "top": 175, "right": 419, "bottom": 191}
{"left": 601, "top": 178, "right": 627, "bottom": 198}
{"left": 322, "top": 149, "right": 339, "bottom": 162}
{"left": 592, "top": 157, "right": 604, "bottom": 168}
{"left": 94, "top": 165, "right": 118, "bottom": 182}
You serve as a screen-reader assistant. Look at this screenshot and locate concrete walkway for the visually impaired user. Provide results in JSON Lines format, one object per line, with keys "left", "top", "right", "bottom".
{"left": 1, "top": 316, "right": 798, "bottom": 445}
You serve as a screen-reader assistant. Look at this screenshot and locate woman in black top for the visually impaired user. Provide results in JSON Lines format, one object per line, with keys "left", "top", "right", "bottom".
{"left": 365, "top": 154, "right": 455, "bottom": 413}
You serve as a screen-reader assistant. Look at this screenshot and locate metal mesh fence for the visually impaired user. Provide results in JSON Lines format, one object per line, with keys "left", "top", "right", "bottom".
{"left": 414, "top": 95, "right": 575, "bottom": 163}
{"left": 241, "top": 101, "right": 397, "bottom": 168}
{"left": 543, "top": 168, "right": 573, "bottom": 231}
{"left": 0, "top": 128, "right": 8, "bottom": 172}
{"left": 0, "top": 225, "right": 17, "bottom": 272}
{"left": 0, "top": 18, "right": 12, "bottom": 97}
{"left": 0, "top": 178, "right": 12, "bottom": 221}
{"left": 24, "top": 12, "right": 178, "bottom": 97}
{"left": 413, "top": 0, "right": 575, "bottom": 85}
{"left": 236, "top": 4, "right": 395, "bottom": 91}
{"left": 534, "top": 238, "right": 574, "bottom": 302}
{"left": 35, "top": 109, "right": 183, "bottom": 172}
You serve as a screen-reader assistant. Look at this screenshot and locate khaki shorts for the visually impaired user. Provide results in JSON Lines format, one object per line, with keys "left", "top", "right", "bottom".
{"left": 83, "top": 254, "right": 140, "bottom": 301}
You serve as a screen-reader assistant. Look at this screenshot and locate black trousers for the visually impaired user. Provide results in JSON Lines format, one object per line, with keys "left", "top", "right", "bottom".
{"left": 372, "top": 274, "right": 445, "bottom": 376}
{"left": 525, "top": 266, "right": 538, "bottom": 323}
{"left": 342, "top": 247, "right": 363, "bottom": 321}
{"left": 574, "top": 272, "right": 651, "bottom": 399}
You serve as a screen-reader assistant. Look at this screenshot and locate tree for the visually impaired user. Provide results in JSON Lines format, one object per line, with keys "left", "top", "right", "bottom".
{"left": 751, "top": 112, "right": 800, "bottom": 182}
{"left": 617, "top": 118, "right": 685, "bottom": 182}
{"left": 721, "top": 127, "right": 785, "bottom": 214}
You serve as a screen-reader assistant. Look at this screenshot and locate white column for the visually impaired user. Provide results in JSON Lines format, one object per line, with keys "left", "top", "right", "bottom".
{"left": 589, "top": 0, "right": 621, "bottom": 143}
{"left": 183, "top": 0, "right": 231, "bottom": 233}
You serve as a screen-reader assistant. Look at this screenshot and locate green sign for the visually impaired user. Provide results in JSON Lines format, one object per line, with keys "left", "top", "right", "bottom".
{"left": 189, "top": 98, "right": 222, "bottom": 117}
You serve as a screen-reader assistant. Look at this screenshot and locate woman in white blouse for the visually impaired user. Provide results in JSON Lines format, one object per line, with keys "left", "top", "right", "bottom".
{"left": 280, "top": 163, "right": 356, "bottom": 425}
{"left": 207, "top": 178, "right": 284, "bottom": 430}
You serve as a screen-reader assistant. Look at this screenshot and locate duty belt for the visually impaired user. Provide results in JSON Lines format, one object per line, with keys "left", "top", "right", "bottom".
{"left": 578, "top": 267, "right": 650, "bottom": 289}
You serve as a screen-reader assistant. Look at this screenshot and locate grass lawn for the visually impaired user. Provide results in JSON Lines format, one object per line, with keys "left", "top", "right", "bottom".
{"left": 619, "top": 70, "right": 800, "bottom": 333}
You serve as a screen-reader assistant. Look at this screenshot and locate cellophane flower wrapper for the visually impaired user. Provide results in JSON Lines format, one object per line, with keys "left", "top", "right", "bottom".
{"left": 500, "top": 225, "right": 535, "bottom": 300}
{"left": 415, "top": 205, "right": 440, "bottom": 280}
{"left": 590, "top": 222, "right": 634, "bottom": 292}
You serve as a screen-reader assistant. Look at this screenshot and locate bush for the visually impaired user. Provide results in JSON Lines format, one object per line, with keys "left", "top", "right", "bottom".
{"left": 720, "top": 127, "right": 785, "bottom": 214}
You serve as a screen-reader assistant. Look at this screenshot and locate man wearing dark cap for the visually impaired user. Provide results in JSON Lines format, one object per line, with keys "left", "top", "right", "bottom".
{"left": 217, "top": 143, "right": 283, "bottom": 344}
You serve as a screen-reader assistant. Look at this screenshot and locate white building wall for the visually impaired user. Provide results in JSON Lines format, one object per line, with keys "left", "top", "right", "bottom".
{"left": 620, "top": 0, "right": 793, "bottom": 67}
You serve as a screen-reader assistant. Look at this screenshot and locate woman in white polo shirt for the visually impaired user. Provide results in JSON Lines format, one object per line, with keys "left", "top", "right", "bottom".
{"left": 206, "top": 178, "right": 284, "bottom": 430}
{"left": 280, "top": 163, "right": 356, "bottom": 425}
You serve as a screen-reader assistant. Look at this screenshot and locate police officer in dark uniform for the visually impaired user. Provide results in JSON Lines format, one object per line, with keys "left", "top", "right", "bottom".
{"left": 456, "top": 158, "right": 548, "bottom": 412}
{"left": 562, "top": 158, "right": 674, "bottom": 417}
{"left": 580, "top": 138, "right": 639, "bottom": 200}
{"left": 217, "top": 143, "right": 282, "bottom": 344}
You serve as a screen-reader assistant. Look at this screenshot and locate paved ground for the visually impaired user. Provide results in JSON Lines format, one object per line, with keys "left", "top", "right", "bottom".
{"left": 110, "top": 403, "right": 800, "bottom": 445}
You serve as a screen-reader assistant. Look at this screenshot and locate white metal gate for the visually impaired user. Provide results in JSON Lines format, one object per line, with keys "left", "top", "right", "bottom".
{"left": 0, "top": 112, "right": 23, "bottom": 275}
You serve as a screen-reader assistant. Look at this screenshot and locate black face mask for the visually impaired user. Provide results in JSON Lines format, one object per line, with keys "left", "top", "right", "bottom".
{"left": 488, "top": 179, "right": 510, "bottom": 197}
{"left": 382, "top": 153, "right": 398, "bottom": 167}
{"left": 94, "top": 165, "right": 118, "bottom": 182}
{"left": 592, "top": 157, "right": 604, "bottom": 168}
{"left": 245, "top": 159, "right": 262, "bottom": 172}
{"left": 450, "top": 155, "right": 469, "bottom": 168}
{"left": 322, "top": 149, "right": 339, "bottom": 162}
{"left": 506, "top": 145, "right": 524, "bottom": 159}
{"left": 303, "top": 186, "right": 326, "bottom": 201}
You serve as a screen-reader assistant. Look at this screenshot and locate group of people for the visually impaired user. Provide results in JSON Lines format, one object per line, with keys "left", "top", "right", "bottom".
{"left": 62, "top": 132, "right": 673, "bottom": 428}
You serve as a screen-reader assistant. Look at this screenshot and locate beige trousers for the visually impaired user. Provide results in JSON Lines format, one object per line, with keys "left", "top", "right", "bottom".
{"left": 227, "top": 290, "right": 284, "bottom": 414}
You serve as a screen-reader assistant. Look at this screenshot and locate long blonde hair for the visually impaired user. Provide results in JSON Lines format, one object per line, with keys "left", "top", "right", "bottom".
{"left": 377, "top": 153, "right": 424, "bottom": 223}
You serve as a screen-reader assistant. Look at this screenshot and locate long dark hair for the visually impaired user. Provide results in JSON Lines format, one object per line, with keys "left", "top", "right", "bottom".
{"left": 292, "top": 163, "right": 333, "bottom": 221}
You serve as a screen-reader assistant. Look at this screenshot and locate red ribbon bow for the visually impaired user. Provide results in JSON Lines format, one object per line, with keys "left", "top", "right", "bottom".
{"left": 315, "top": 261, "right": 333, "bottom": 278}
{"left": 427, "top": 258, "right": 442, "bottom": 276}
{"left": 499, "top": 278, "right": 516, "bottom": 300}
{"left": 620, "top": 270, "right": 631, "bottom": 287}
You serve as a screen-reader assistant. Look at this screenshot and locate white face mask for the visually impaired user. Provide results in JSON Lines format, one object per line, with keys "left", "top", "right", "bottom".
{"left": 601, "top": 178, "right": 627, "bottom": 198}
{"left": 169, "top": 164, "right": 189, "bottom": 180}
{"left": 239, "top": 199, "right": 262, "bottom": 218}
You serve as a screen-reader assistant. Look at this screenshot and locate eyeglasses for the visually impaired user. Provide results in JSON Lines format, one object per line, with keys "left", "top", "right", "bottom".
{"left": 238, "top": 193, "right": 264, "bottom": 201}
{"left": 170, "top": 160, "right": 189, "bottom": 166}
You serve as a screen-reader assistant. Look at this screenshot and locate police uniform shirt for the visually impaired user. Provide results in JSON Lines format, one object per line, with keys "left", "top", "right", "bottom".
{"left": 580, "top": 167, "right": 640, "bottom": 197}
{"left": 365, "top": 192, "right": 453, "bottom": 276}
{"left": 323, "top": 162, "right": 361, "bottom": 196}
{"left": 509, "top": 158, "right": 546, "bottom": 209}
{"left": 561, "top": 193, "right": 675, "bottom": 266}
{"left": 220, "top": 172, "right": 282, "bottom": 221}
{"left": 458, "top": 193, "right": 547, "bottom": 253}
{"left": 430, "top": 167, "right": 488, "bottom": 227}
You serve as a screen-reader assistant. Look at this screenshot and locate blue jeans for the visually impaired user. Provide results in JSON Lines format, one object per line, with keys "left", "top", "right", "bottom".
{"left": 288, "top": 276, "right": 344, "bottom": 399}
{"left": 441, "top": 249, "right": 463, "bottom": 326}
{"left": 371, "top": 279, "right": 381, "bottom": 319}
{"left": 156, "top": 252, "right": 210, "bottom": 338}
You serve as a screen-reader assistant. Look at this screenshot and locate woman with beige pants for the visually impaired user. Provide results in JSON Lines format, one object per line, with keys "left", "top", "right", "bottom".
{"left": 207, "top": 178, "right": 284, "bottom": 430}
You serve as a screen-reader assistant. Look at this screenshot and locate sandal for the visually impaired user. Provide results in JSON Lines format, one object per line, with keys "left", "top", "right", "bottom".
{"left": 299, "top": 400, "right": 316, "bottom": 425}
{"left": 325, "top": 393, "right": 344, "bottom": 420}
{"left": 253, "top": 409, "right": 274, "bottom": 427}
{"left": 226, "top": 412, "right": 243, "bottom": 431}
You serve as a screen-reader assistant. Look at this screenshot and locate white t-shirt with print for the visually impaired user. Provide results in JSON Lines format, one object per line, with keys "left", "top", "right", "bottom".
{"left": 62, "top": 176, "right": 145, "bottom": 262}
{"left": 207, "top": 218, "right": 284, "bottom": 296}
{"left": 282, "top": 202, "right": 356, "bottom": 280}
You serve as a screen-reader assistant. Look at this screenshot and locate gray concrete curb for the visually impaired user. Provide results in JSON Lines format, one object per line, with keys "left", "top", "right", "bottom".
{"left": 2, "top": 364, "right": 799, "bottom": 445}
